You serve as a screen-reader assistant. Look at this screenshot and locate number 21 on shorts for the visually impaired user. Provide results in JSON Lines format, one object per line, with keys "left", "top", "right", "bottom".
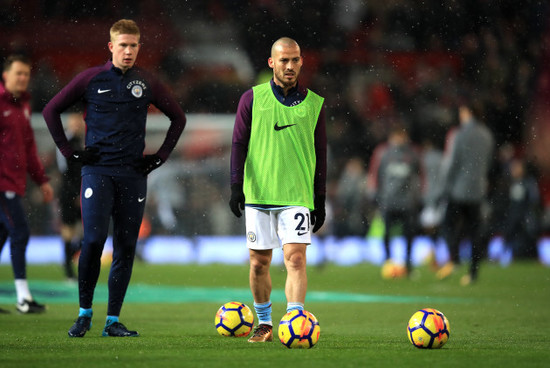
{"left": 295, "top": 212, "right": 310, "bottom": 236}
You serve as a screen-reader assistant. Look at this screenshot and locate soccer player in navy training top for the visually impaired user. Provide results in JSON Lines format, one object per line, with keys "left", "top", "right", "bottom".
{"left": 229, "top": 37, "right": 327, "bottom": 342}
{"left": 43, "top": 19, "right": 186, "bottom": 337}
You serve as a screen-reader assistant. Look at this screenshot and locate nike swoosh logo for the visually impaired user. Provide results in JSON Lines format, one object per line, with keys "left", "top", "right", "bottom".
{"left": 297, "top": 231, "right": 308, "bottom": 236}
{"left": 97, "top": 88, "right": 111, "bottom": 94}
{"left": 274, "top": 122, "right": 296, "bottom": 131}
{"left": 2, "top": 110, "right": 12, "bottom": 117}
{"left": 138, "top": 197, "right": 146, "bottom": 202}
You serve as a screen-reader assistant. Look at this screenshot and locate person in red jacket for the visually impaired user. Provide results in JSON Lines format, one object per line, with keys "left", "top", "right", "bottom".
{"left": 0, "top": 54, "right": 54, "bottom": 314}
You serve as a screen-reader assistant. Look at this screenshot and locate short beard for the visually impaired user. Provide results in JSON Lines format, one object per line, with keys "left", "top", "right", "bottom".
{"left": 275, "top": 74, "right": 297, "bottom": 89}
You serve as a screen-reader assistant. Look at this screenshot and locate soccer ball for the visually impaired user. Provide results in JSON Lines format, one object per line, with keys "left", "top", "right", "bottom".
{"left": 215, "top": 302, "right": 254, "bottom": 337}
{"left": 381, "top": 261, "right": 407, "bottom": 279}
{"left": 278, "top": 310, "right": 320, "bottom": 349}
{"left": 407, "top": 308, "right": 450, "bottom": 348}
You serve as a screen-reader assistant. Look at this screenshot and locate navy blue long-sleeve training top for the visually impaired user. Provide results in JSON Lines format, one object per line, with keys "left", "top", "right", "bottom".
{"left": 43, "top": 60, "right": 186, "bottom": 178}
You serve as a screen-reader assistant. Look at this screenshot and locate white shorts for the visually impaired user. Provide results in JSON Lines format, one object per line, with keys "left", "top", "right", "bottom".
{"left": 245, "top": 206, "right": 312, "bottom": 250}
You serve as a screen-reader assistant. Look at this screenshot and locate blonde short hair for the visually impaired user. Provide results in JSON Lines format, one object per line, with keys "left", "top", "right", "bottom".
{"left": 110, "top": 19, "right": 140, "bottom": 43}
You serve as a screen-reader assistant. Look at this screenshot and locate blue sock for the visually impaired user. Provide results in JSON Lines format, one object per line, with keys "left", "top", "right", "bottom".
{"left": 105, "top": 315, "right": 119, "bottom": 327}
{"left": 79, "top": 308, "right": 92, "bottom": 318}
{"left": 286, "top": 302, "right": 304, "bottom": 314}
{"left": 254, "top": 301, "right": 272, "bottom": 326}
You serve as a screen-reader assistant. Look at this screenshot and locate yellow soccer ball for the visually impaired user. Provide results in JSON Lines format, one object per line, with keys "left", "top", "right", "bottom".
{"left": 215, "top": 302, "right": 254, "bottom": 337}
{"left": 407, "top": 308, "right": 450, "bottom": 348}
{"left": 381, "top": 261, "right": 407, "bottom": 279}
{"left": 278, "top": 310, "right": 320, "bottom": 349}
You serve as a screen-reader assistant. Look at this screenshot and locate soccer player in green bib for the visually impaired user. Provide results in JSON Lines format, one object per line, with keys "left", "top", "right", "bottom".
{"left": 229, "top": 37, "right": 327, "bottom": 342}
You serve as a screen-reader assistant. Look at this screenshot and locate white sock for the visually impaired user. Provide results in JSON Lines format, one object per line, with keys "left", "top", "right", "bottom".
{"left": 14, "top": 279, "right": 32, "bottom": 304}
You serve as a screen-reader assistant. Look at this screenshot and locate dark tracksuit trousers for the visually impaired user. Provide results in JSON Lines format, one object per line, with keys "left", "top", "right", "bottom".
{"left": 382, "top": 208, "right": 417, "bottom": 272}
{"left": 442, "top": 200, "right": 484, "bottom": 279}
{"left": 0, "top": 192, "right": 30, "bottom": 279}
{"left": 79, "top": 174, "right": 146, "bottom": 316}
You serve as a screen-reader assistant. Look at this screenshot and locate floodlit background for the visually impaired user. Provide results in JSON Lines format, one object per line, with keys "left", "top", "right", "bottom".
{"left": 1, "top": 0, "right": 549, "bottom": 265}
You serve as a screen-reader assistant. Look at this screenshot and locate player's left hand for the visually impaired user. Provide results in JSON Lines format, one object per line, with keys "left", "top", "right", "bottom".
{"left": 40, "top": 182, "right": 54, "bottom": 203}
{"left": 134, "top": 154, "right": 164, "bottom": 176}
{"left": 310, "top": 195, "right": 326, "bottom": 233}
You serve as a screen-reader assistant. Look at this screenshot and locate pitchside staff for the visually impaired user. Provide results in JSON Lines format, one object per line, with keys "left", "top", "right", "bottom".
{"left": 436, "top": 103, "right": 494, "bottom": 285}
{"left": 0, "top": 54, "right": 54, "bottom": 314}
{"left": 43, "top": 19, "right": 186, "bottom": 337}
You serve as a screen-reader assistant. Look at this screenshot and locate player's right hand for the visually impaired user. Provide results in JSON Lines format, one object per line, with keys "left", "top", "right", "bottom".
{"left": 69, "top": 147, "right": 100, "bottom": 165}
{"left": 229, "top": 183, "right": 245, "bottom": 217}
{"left": 134, "top": 154, "right": 164, "bottom": 176}
{"left": 310, "top": 195, "right": 326, "bottom": 233}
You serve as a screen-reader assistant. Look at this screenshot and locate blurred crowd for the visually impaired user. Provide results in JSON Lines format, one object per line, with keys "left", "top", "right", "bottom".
{"left": 0, "top": 0, "right": 548, "bottom": 258}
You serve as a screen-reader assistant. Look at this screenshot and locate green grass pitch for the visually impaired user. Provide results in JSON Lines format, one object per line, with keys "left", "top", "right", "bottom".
{"left": 0, "top": 261, "right": 549, "bottom": 367}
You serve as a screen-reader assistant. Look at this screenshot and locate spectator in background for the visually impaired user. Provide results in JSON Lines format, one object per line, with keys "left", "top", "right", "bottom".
{"left": 502, "top": 158, "right": 541, "bottom": 261}
{"left": 437, "top": 103, "right": 495, "bottom": 285}
{"left": 56, "top": 112, "right": 85, "bottom": 281}
{"left": 0, "top": 54, "right": 54, "bottom": 314}
{"left": 368, "top": 123, "right": 422, "bottom": 276}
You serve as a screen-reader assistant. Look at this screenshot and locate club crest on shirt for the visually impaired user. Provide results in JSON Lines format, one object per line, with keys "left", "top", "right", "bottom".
{"left": 127, "top": 80, "right": 147, "bottom": 98}
{"left": 131, "top": 85, "right": 143, "bottom": 98}
{"left": 247, "top": 231, "right": 257, "bottom": 242}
